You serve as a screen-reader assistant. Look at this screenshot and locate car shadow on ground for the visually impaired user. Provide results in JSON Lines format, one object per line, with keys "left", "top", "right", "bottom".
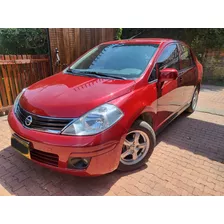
{"left": 0, "top": 112, "right": 223, "bottom": 196}
{"left": 0, "top": 145, "right": 148, "bottom": 196}
{"left": 156, "top": 112, "right": 224, "bottom": 163}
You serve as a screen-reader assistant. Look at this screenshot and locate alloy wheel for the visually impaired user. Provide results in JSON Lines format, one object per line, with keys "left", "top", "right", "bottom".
{"left": 120, "top": 130, "right": 150, "bottom": 165}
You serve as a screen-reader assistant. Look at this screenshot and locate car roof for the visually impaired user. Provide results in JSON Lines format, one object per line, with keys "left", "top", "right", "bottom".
{"left": 101, "top": 38, "right": 176, "bottom": 45}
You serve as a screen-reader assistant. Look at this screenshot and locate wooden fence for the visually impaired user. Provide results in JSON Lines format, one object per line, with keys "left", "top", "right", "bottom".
{"left": 48, "top": 28, "right": 116, "bottom": 73}
{"left": 0, "top": 55, "right": 50, "bottom": 111}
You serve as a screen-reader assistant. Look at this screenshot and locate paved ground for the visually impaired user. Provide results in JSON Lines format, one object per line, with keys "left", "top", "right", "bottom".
{"left": 0, "top": 84, "right": 224, "bottom": 196}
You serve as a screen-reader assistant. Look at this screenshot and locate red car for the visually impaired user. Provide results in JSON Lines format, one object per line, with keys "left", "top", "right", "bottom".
{"left": 8, "top": 38, "right": 203, "bottom": 176}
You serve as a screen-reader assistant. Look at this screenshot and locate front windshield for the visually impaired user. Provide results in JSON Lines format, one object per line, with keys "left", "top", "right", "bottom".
{"left": 68, "top": 43, "right": 159, "bottom": 79}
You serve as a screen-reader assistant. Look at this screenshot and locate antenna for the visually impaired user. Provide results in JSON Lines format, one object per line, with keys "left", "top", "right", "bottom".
{"left": 129, "top": 29, "right": 145, "bottom": 39}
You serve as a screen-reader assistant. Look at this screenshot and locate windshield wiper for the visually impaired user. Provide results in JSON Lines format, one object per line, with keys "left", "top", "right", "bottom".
{"left": 66, "top": 67, "right": 75, "bottom": 73}
{"left": 65, "top": 68, "right": 126, "bottom": 80}
{"left": 79, "top": 71, "right": 127, "bottom": 80}
{"left": 66, "top": 68, "right": 105, "bottom": 78}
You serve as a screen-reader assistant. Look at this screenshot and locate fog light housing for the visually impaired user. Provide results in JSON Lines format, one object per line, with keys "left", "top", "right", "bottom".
{"left": 68, "top": 157, "right": 91, "bottom": 170}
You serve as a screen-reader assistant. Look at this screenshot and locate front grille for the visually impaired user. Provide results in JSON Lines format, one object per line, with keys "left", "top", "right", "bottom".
{"left": 15, "top": 104, "right": 73, "bottom": 134}
{"left": 30, "top": 148, "right": 59, "bottom": 167}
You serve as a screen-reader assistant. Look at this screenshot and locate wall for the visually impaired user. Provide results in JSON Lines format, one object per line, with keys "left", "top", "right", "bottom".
{"left": 202, "top": 51, "right": 224, "bottom": 85}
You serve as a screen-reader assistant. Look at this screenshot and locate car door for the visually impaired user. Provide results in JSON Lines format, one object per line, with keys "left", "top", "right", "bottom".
{"left": 178, "top": 43, "right": 198, "bottom": 105}
{"left": 153, "top": 43, "right": 185, "bottom": 128}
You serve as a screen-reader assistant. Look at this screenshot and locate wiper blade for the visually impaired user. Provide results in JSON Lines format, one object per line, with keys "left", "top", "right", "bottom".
{"left": 80, "top": 71, "right": 127, "bottom": 80}
{"left": 65, "top": 68, "right": 104, "bottom": 79}
{"left": 65, "top": 69, "right": 126, "bottom": 80}
{"left": 66, "top": 68, "right": 75, "bottom": 73}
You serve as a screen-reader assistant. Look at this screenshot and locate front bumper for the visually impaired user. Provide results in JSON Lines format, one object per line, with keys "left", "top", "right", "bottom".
{"left": 8, "top": 110, "right": 127, "bottom": 176}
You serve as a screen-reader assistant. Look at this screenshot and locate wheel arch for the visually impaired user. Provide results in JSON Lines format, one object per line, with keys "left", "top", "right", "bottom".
{"left": 134, "top": 111, "right": 156, "bottom": 130}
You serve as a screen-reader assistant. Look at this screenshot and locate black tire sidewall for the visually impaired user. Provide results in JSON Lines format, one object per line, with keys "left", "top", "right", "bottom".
{"left": 117, "top": 120, "right": 156, "bottom": 172}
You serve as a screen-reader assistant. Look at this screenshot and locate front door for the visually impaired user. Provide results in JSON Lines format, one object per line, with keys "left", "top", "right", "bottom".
{"left": 178, "top": 43, "right": 198, "bottom": 104}
{"left": 154, "top": 43, "right": 185, "bottom": 129}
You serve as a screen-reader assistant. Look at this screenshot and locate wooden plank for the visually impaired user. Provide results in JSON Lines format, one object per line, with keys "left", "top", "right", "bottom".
{"left": 44, "top": 55, "right": 50, "bottom": 77}
{"left": 39, "top": 55, "right": 46, "bottom": 79}
{"left": 57, "top": 28, "right": 66, "bottom": 72}
{"left": 38, "top": 56, "right": 44, "bottom": 80}
{"left": 4, "top": 55, "right": 17, "bottom": 102}
{"left": 49, "top": 28, "right": 58, "bottom": 74}
{"left": 0, "top": 55, "right": 8, "bottom": 107}
{"left": 74, "top": 29, "right": 81, "bottom": 60}
{"left": 9, "top": 55, "right": 20, "bottom": 95}
{"left": 62, "top": 28, "right": 70, "bottom": 67}
{"left": 45, "top": 55, "right": 50, "bottom": 76}
{"left": 30, "top": 55, "right": 36, "bottom": 83}
{"left": 34, "top": 55, "right": 41, "bottom": 81}
{"left": 45, "top": 55, "right": 51, "bottom": 76}
{"left": 0, "top": 56, "right": 13, "bottom": 105}
{"left": 27, "top": 55, "right": 34, "bottom": 85}
{"left": 17, "top": 55, "right": 26, "bottom": 89}
{"left": 13, "top": 55, "right": 23, "bottom": 92}
{"left": 68, "top": 28, "right": 76, "bottom": 64}
{"left": 21, "top": 55, "right": 29, "bottom": 87}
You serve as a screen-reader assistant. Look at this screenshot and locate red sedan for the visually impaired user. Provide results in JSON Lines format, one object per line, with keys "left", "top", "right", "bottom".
{"left": 8, "top": 38, "right": 203, "bottom": 176}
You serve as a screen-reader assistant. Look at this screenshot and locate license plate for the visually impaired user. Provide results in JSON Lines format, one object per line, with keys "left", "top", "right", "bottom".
{"left": 11, "top": 134, "right": 31, "bottom": 159}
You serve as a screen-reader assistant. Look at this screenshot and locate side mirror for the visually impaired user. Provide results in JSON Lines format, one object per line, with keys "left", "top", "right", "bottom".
{"left": 159, "top": 68, "right": 178, "bottom": 82}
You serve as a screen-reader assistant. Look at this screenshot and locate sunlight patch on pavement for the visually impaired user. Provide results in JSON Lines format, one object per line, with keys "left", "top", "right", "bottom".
{"left": 0, "top": 184, "right": 12, "bottom": 196}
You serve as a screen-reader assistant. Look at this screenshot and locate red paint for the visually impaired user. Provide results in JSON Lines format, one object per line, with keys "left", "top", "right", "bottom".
{"left": 19, "top": 75, "right": 135, "bottom": 117}
{"left": 8, "top": 38, "right": 203, "bottom": 176}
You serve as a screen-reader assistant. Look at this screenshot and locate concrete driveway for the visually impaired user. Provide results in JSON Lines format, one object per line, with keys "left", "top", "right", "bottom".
{"left": 0, "top": 84, "right": 224, "bottom": 196}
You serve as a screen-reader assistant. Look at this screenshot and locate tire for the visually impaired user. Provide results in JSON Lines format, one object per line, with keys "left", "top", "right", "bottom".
{"left": 186, "top": 87, "right": 199, "bottom": 113}
{"left": 117, "top": 120, "right": 156, "bottom": 172}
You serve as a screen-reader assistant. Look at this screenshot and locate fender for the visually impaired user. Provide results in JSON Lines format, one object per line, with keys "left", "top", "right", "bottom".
{"left": 110, "top": 83, "right": 158, "bottom": 131}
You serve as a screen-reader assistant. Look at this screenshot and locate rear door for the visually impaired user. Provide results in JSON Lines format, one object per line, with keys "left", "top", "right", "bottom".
{"left": 178, "top": 43, "right": 198, "bottom": 105}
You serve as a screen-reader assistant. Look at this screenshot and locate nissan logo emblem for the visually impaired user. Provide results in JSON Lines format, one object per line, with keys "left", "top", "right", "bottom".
{"left": 25, "top": 115, "right": 32, "bottom": 126}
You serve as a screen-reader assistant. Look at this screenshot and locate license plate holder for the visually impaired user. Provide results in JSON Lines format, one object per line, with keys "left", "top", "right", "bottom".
{"left": 11, "top": 134, "right": 31, "bottom": 159}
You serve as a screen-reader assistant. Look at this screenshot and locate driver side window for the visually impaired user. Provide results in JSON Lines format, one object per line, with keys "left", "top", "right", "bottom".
{"left": 157, "top": 44, "right": 180, "bottom": 70}
{"left": 148, "top": 44, "right": 180, "bottom": 82}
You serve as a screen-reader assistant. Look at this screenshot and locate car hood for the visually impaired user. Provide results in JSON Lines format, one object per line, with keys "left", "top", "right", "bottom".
{"left": 19, "top": 73, "right": 135, "bottom": 118}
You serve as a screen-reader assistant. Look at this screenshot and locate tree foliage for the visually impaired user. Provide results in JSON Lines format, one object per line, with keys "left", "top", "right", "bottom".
{"left": 121, "top": 28, "right": 224, "bottom": 62}
{"left": 0, "top": 28, "right": 48, "bottom": 54}
{"left": 115, "top": 28, "right": 123, "bottom": 40}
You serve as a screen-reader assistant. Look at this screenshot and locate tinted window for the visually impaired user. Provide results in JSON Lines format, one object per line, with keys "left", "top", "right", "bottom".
{"left": 179, "top": 44, "right": 193, "bottom": 69}
{"left": 70, "top": 44, "right": 159, "bottom": 79}
{"left": 157, "top": 44, "right": 180, "bottom": 70}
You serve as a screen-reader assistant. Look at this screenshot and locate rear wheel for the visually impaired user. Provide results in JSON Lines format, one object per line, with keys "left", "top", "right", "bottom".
{"left": 186, "top": 88, "right": 199, "bottom": 113}
{"left": 118, "top": 120, "right": 156, "bottom": 172}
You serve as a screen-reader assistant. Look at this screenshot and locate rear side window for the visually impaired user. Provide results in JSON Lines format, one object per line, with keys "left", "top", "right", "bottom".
{"left": 179, "top": 44, "right": 194, "bottom": 69}
{"left": 157, "top": 44, "right": 180, "bottom": 70}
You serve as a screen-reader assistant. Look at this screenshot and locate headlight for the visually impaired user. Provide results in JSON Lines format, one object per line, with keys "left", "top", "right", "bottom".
{"left": 13, "top": 88, "right": 27, "bottom": 113}
{"left": 61, "top": 103, "right": 124, "bottom": 136}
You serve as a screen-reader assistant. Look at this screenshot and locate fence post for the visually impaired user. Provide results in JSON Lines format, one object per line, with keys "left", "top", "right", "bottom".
{"left": 46, "top": 28, "right": 53, "bottom": 76}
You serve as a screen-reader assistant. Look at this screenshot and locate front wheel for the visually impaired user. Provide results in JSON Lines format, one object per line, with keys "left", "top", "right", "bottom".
{"left": 118, "top": 120, "right": 156, "bottom": 172}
